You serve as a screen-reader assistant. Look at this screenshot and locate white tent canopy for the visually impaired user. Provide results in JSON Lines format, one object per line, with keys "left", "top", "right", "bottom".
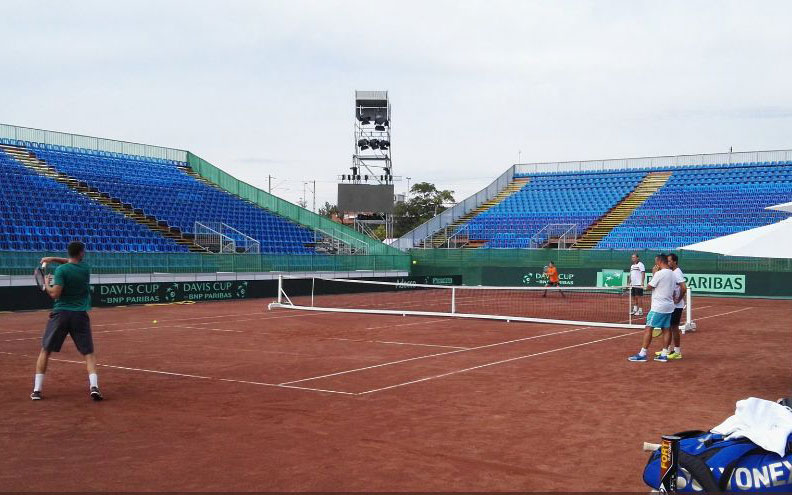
{"left": 766, "top": 201, "right": 792, "bottom": 213}
{"left": 680, "top": 218, "right": 792, "bottom": 258}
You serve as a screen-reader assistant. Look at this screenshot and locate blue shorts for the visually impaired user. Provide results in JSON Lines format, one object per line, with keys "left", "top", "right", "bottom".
{"left": 645, "top": 310, "right": 672, "bottom": 329}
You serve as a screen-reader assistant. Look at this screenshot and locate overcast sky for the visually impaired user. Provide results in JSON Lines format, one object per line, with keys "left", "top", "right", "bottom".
{"left": 3, "top": 1, "right": 792, "bottom": 209}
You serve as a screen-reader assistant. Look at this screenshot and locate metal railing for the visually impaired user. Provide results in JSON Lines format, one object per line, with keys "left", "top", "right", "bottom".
{"left": 313, "top": 227, "right": 369, "bottom": 255}
{"left": 529, "top": 224, "right": 578, "bottom": 249}
{"left": 194, "top": 222, "right": 236, "bottom": 254}
{"left": 395, "top": 165, "right": 515, "bottom": 250}
{"left": 194, "top": 222, "right": 261, "bottom": 254}
{"left": 418, "top": 224, "right": 474, "bottom": 249}
{"left": 514, "top": 149, "right": 792, "bottom": 175}
{"left": 0, "top": 123, "right": 187, "bottom": 162}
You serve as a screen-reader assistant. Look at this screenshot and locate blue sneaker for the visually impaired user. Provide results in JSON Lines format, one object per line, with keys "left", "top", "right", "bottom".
{"left": 628, "top": 353, "right": 647, "bottom": 362}
{"left": 654, "top": 354, "right": 669, "bottom": 363}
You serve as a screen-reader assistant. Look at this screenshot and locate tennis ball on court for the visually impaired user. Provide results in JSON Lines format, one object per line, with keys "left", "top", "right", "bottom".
{"left": 152, "top": 320, "right": 158, "bottom": 324}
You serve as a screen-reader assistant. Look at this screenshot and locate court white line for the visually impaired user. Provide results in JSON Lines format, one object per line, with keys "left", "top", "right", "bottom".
{"left": 89, "top": 311, "right": 272, "bottom": 328}
{"left": 279, "top": 325, "right": 600, "bottom": 385}
{"left": 0, "top": 351, "right": 355, "bottom": 396}
{"left": 358, "top": 331, "right": 640, "bottom": 395}
{"left": 325, "top": 337, "right": 469, "bottom": 350}
{"left": 175, "top": 325, "right": 244, "bottom": 333}
{"left": 356, "top": 306, "right": 753, "bottom": 395}
{"left": 0, "top": 324, "right": 176, "bottom": 343}
{"left": 275, "top": 383, "right": 357, "bottom": 395}
{"left": 364, "top": 319, "right": 453, "bottom": 331}
{"left": 692, "top": 306, "right": 751, "bottom": 320}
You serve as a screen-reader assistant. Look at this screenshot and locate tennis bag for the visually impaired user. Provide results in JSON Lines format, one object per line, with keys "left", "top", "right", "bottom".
{"left": 643, "top": 430, "right": 792, "bottom": 493}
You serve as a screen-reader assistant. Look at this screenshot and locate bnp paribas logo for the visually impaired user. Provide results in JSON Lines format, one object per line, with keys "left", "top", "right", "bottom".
{"left": 597, "top": 269, "right": 625, "bottom": 287}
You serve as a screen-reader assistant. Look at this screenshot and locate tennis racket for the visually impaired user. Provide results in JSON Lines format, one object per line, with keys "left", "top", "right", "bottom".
{"left": 33, "top": 262, "right": 54, "bottom": 291}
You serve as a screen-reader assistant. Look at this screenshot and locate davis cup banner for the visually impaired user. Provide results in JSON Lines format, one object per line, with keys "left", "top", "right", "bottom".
{"left": 92, "top": 281, "right": 251, "bottom": 306}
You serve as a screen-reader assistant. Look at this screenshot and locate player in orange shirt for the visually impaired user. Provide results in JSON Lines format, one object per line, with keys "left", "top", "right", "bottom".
{"left": 542, "top": 261, "right": 565, "bottom": 298}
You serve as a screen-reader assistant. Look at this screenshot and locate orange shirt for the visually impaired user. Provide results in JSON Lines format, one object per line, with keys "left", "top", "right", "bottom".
{"left": 546, "top": 266, "right": 559, "bottom": 283}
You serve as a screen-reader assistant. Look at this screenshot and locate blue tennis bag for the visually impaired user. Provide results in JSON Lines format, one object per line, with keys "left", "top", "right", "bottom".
{"left": 643, "top": 430, "right": 792, "bottom": 493}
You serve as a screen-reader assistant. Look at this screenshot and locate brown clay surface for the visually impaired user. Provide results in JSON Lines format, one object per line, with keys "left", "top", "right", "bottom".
{"left": 0, "top": 296, "right": 789, "bottom": 492}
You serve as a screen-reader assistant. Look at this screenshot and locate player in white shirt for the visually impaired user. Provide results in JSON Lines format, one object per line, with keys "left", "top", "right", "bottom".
{"left": 655, "top": 253, "right": 687, "bottom": 360}
{"left": 628, "top": 254, "right": 676, "bottom": 363}
{"left": 628, "top": 253, "right": 646, "bottom": 316}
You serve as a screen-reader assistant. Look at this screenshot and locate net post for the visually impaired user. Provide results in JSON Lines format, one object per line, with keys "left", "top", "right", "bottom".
{"left": 451, "top": 287, "right": 456, "bottom": 314}
{"left": 277, "top": 275, "right": 283, "bottom": 304}
{"left": 628, "top": 286, "right": 632, "bottom": 326}
{"left": 311, "top": 277, "right": 315, "bottom": 307}
{"left": 682, "top": 287, "right": 694, "bottom": 333}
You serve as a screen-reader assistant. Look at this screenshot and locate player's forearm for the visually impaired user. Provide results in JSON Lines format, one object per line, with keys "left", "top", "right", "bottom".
{"left": 45, "top": 286, "right": 60, "bottom": 300}
{"left": 41, "top": 257, "right": 68, "bottom": 265}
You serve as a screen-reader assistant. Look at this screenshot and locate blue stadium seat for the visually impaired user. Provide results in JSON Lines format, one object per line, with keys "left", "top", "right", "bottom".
{"left": 1, "top": 143, "right": 317, "bottom": 254}
{"left": 474, "top": 162, "right": 792, "bottom": 250}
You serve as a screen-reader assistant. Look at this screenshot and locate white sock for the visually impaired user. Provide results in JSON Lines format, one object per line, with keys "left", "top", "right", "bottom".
{"left": 674, "top": 347, "right": 681, "bottom": 354}
{"left": 639, "top": 348, "right": 647, "bottom": 357}
{"left": 89, "top": 373, "right": 98, "bottom": 389}
{"left": 661, "top": 348, "right": 668, "bottom": 356}
{"left": 34, "top": 373, "right": 45, "bottom": 392}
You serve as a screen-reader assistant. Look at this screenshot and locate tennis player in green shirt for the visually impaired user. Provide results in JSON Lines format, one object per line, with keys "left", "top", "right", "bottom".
{"left": 31, "top": 241, "right": 103, "bottom": 401}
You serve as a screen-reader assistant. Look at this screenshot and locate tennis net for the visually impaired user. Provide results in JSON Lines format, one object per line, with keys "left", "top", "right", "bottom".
{"left": 268, "top": 276, "right": 695, "bottom": 329}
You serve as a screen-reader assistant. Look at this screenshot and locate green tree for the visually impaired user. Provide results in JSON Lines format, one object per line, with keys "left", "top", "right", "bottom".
{"left": 318, "top": 202, "right": 339, "bottom": 219}
{"left": 371, "top": 225, "right": 387, "bottom": 240}
{"left": 393, "top": 182, "right": 455, "bottom": 237}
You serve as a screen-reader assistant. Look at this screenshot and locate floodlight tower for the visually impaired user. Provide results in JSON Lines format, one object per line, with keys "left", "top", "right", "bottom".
{"left": 348, "top": 90, "right": 392, "bottom": 184}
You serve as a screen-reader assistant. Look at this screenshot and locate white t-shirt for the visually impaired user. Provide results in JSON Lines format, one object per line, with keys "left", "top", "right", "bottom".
{"left": 673, "top": 267, "right": 686, "bottom": 309}
{"left": 629, "top": 262, "right": 645, "bottom": 287}
{"left": 648, "top": 268, "right": 675, "bottom": 314}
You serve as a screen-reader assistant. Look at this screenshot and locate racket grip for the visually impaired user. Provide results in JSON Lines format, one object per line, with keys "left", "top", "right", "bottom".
{"left": 643, "top": 442, "right": 660, "bottom": 452}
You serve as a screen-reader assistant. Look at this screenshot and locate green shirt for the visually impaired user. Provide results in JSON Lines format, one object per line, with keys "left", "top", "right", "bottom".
{"left": 53, "top": 262, "right": 92, "bottom": 312}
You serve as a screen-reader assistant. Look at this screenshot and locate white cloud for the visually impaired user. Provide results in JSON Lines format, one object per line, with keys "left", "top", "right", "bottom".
{"left": 2, "top": 0, "right": 791, "bottom": 208}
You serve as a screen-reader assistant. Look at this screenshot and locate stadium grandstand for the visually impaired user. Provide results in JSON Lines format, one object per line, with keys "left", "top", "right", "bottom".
{"left": 0, "top": 123, "right": 408, "bottom": 280}
{"left": 397, "top": 151, "right": 792, "bottom": 251}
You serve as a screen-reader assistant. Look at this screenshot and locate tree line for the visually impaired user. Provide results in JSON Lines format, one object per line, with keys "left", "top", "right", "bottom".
{"left": 317, "top": 182, "right": 455, "bottom": 239}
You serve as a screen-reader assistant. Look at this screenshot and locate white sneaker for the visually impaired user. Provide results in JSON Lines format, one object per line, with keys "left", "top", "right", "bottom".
{"left": 637, "top": 309, "right": 644, "bottom": 316}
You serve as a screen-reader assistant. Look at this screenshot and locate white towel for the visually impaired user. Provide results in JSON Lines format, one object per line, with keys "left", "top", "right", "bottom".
{"left": 711, "top": 397, "right": 792, "bottom": 457}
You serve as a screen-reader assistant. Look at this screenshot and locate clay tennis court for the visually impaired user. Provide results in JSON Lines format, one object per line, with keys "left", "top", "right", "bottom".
{"left": 0, "top": 296, "right": 788, "bottom": 492}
